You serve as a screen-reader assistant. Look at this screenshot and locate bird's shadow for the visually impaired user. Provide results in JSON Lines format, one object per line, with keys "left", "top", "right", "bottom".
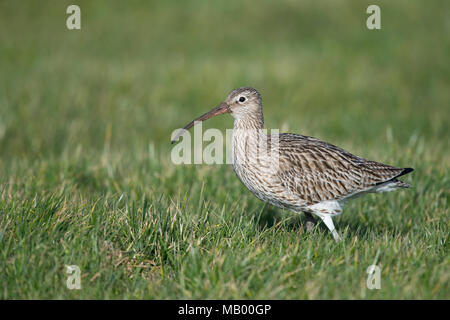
{"left": 254, "top": 205, "right": 314, "bottom": 233}
{"left": 254, "top": 205, "right": 408, "bottom": 239}
{"left": 254, "top": 205, "right": 289, "bottom": 230}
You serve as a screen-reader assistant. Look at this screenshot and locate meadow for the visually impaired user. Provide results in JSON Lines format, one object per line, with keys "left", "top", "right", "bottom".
{"left": 0, "top": 0, "right": 448, "bottom": 299}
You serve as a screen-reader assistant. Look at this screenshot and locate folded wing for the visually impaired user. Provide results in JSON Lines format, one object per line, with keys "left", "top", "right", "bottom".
{"left": 276, "top": 133, "right": 410, "bottom": 205}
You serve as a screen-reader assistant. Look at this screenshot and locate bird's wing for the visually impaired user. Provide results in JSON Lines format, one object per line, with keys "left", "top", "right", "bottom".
{"left": 275, "top": 133, "right": 406, "bottom": 204}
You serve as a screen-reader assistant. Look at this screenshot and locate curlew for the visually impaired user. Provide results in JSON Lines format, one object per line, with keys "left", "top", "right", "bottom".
{"left": 172, "top": 87, "right": 414, "bottom": 241}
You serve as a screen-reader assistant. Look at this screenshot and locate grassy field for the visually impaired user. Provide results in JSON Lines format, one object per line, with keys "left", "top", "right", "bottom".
{"left": 0, "top": 0, "right": 449, "bottom": 299}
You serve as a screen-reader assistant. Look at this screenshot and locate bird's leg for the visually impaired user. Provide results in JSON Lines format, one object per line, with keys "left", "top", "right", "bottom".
{"left": 319, "top": 215, "right": 341, "bottom": 242}
{"left": 304, "top": 212, "right": 316, "bottom": 232}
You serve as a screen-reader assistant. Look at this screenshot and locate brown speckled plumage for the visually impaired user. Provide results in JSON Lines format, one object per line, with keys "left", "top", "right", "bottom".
{"left": 173, "top": 87, "right": 414, "bottom": 241}
{"left": 276, "top": 133, "right": 412, "bottom": 205}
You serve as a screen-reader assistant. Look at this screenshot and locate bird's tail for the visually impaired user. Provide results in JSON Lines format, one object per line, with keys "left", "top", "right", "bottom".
{"left": 394, "top": 179, "right": 412, "bottom": 188}
{"left": 393, "top": 167, "right": 414, "bottom": 188}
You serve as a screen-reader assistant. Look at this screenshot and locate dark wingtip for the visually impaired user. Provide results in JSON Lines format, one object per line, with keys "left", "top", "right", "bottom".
{"left": 403, "top": 167, "right": 414, "bottom": 174}
{"left": 397, "top": 167, "right": 414, "bottom": 178}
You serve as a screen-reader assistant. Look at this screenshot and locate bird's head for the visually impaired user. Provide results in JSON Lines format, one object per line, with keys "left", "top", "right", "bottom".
{"left": 224, "top": 87, "right": 262, "bottom": 119}
{"left": 171, "top": 87, "right": 262, "bottom": 144}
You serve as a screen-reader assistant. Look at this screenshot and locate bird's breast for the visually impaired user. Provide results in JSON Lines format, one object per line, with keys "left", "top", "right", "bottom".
{"left": 231, "top": 130, "right": 296, "bottom": 208}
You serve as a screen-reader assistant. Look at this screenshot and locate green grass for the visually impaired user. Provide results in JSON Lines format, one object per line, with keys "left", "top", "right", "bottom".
{"left": 0, "top": 0, "right": 449, "bottom": 299}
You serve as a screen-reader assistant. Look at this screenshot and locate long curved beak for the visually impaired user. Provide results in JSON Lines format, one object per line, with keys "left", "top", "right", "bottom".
{"left": 171, "top": 102, "right": 230, "bottom": 144}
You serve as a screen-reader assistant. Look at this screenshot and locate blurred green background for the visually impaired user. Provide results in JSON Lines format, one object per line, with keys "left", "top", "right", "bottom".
{"left": 0, "top": 1, "right": 448, "bottom": 299}
{"left": 1, "top": 0, "right": 448, "bottom": 157}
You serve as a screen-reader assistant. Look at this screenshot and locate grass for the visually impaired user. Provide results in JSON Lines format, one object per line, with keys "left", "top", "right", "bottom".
{"left": 0, "top": 0, "right": 449, "bottom": 299}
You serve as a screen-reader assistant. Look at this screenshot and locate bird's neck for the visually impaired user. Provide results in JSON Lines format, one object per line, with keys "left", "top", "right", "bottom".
{"left": 233, "top": 111, "right": 264, "bottom": 131}
{"left": 232, "top": 112, "right": 266, "bottom": 163}
{"left": 232, "top": 111, "right": 273, "bottom": 171}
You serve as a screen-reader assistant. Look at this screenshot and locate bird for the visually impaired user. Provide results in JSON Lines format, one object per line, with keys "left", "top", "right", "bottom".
{"left": 171, "top": 87, "right": 414, "bottom": 241}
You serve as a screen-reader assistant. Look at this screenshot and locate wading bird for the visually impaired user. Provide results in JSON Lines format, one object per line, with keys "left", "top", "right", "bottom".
{"left": 172, "top": 87, "right": 413, "bottom": 241}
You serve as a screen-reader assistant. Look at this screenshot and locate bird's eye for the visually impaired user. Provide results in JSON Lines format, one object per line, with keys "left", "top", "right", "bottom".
{"left": 239, "top": 96, "right": 246, "bottom": 102}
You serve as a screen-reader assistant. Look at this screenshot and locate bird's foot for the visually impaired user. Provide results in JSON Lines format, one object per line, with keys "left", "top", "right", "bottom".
{"left": 305, "top": 220, "right": 316, "bottom": 232}
{"left": 304, "top": 212, "right": 316, "bottom": 232}
{"left": 332, "top": 230, "right": 342, "bottom": 242}
{"left": 319, "top": 215, "right": 342, "bottom": 242}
